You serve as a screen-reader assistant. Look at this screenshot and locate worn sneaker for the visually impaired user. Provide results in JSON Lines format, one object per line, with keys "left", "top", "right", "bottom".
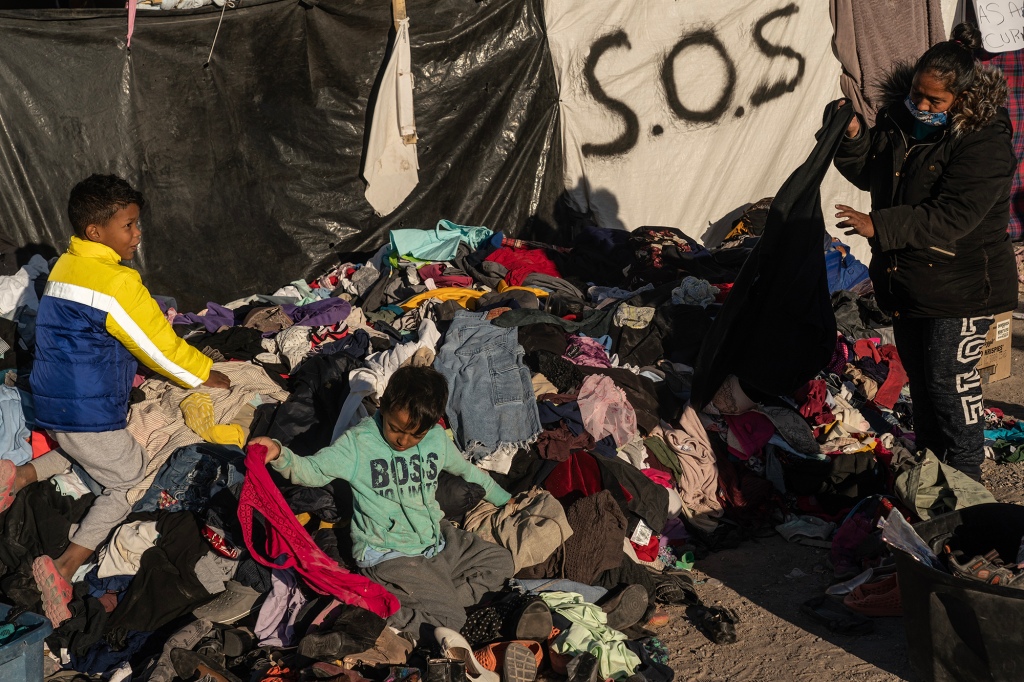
{"left": 193, "top": 580, "right": 261, "bottom": 624}
{"left": 31, "top": 556, "right": 73, "bottom": 627}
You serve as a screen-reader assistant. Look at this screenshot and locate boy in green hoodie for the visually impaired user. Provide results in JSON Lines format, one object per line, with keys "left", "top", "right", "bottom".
{"left": 250, "top": 365, "right": 514, "bottom": 643}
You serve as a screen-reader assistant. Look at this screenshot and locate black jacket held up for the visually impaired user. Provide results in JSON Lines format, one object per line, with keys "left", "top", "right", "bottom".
{"left": 833, "top": 64, "right": 1018, "bottom": 318}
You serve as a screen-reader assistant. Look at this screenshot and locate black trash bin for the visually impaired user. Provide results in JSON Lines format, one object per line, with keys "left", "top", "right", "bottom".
{"left": 892, "top": 503, "right": 1024, "bottom": 682}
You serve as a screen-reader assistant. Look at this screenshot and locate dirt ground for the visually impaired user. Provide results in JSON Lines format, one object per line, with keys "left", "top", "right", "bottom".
{"left": 655, "top": 311, "right": 1024, "bottom": 682}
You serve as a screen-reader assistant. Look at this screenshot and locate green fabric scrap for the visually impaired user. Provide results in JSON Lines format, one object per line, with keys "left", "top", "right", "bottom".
{"left": 539, "top": 591, "right": 640, "bottom": 680}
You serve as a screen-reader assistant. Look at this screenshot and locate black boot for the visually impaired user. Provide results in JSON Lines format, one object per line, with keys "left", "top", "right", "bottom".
{"left": 298, "top": 629, "right": 371, "bottom": 662}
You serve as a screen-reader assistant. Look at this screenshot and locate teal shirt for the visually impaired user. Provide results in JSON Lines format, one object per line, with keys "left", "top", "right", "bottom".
{"left": 271, "top": 414, "right": 511, "bottom": 562}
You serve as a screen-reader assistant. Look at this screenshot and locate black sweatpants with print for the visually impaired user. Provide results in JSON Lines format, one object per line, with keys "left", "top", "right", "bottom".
{"left": 894, "top": 316, "right": 994, "bottom": 481}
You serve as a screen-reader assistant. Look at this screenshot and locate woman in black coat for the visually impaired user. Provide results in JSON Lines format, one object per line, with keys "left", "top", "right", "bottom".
{"left": 833, "top": 22, "right": 1017, "bottom": 481}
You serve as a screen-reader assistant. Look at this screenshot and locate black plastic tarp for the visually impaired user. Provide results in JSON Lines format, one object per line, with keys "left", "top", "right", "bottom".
{"left": 0, "top": 0, "right": 562, "bottom": 309}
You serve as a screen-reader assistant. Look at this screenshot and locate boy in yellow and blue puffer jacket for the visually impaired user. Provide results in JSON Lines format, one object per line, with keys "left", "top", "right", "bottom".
{"left": 2, "top": 174, "right": 231, "bottom": 626}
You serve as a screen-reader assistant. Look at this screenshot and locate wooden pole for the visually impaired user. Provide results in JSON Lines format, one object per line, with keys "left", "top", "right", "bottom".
{"left": 392, "top": 0, "right": 407, "bottom": 30}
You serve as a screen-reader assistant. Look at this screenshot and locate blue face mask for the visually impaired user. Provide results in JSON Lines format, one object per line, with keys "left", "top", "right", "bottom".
{"left": 904, "top": 95, "right": 948, "bottom": 127}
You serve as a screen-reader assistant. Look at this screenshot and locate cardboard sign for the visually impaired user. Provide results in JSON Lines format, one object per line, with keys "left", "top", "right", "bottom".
{"left": 974, "top": 2, "right": 1024, "bottom": 52}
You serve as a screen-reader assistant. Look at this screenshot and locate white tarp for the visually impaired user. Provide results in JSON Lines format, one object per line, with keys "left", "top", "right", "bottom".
{"left": 545, "top": 0, "right": 959, "bottom": 260}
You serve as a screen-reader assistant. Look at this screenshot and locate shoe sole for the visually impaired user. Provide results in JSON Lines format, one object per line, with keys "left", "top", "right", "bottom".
{"left": 31, "top": 555, "right": 72, "bottom": 627}
{"left": 515, "top": 602, "right": 553, "bottom": 641}
{"left": 503, "top": 642, "right": 537, "bottom": 682}
{"left": 604, "top": 585, "right": 649, "bottom": 632}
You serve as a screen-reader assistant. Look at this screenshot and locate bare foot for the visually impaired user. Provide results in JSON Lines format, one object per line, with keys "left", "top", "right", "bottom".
{"left": 52, "top": 543, "right": 94, "bottom": 585}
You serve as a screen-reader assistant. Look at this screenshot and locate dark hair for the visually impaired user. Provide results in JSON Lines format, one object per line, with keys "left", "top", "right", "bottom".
{"left": 379, "top": 365, "right": 449, "bottom": 433}
{"left": 914, "top": 23, "right": 982, "bottom": 95}
{"left": 67, "top": 174, "right": 145, "bottom": 237}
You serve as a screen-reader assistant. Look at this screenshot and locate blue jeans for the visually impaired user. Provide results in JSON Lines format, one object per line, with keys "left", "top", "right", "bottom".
{"left": 516, "top": 578, "right": 608, "bottom": 604}
{"left": 133, "top": 443, "right": 245, "bottom": 513}
{"left": 435, "top": 311, "right": 541, "bottom": 461}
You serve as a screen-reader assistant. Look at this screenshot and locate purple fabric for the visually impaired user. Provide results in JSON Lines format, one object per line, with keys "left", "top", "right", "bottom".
{"left": 254, "top": 568, "right": 308, "bottom": 647}
{"left": 660, "top": 518, "right": 690, "bottom": 548}
{"left": 563, "top": 334, "right": 612, "bottom": 368}
{"left": 282, "top": 298, "right": 352, "bottom": 327}
{"left": 172, "top": 302, "right": 236, "bottom": 333}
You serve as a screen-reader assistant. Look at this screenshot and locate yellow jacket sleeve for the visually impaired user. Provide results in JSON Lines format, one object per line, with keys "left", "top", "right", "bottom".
{"left": 105, "top": 270, "right": 213, "bottom": 388}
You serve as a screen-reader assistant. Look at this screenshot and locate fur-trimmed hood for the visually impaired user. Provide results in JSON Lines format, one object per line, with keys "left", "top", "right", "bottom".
{"left": 876, "top": 62, "right": 1009, "bottom": 137}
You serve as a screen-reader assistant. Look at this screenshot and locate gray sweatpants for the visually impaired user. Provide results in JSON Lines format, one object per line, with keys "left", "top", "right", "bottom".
{"left": 31, "top": 429, "right": 148, "bottom": 551}
{"left": 361, "top": 522, "right": 513, "bottom": 642}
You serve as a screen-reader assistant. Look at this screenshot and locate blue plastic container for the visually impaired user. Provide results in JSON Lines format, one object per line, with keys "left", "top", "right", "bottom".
{"left": 0, "top": 603, "right": 52, "bottom": 682}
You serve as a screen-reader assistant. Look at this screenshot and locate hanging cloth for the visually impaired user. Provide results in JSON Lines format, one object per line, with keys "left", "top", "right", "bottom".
{"left": 364, "top": 17, "right": 419, "bottom": 216}
{"left": 692, "top": 102, "right": 854, "bottom": 406}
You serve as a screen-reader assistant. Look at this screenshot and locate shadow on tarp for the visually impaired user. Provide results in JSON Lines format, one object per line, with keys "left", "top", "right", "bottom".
{"left": 529, "top": 184, "right": 624, "bottom": 247}
{"left": 0, "top": 0, "right": 562, "bottom": 310}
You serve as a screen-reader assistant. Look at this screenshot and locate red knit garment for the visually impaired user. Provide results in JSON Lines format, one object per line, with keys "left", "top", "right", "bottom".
{"left": 484, "top": 246, "right": 561, "bottom": 286}
{"left": 238, "top": 444, "right": 399, "bottom": 618}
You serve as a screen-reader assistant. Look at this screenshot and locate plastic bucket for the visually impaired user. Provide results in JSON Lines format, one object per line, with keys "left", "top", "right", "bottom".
{"left": 0, "top": 603, "right": 52, "bottom": 682}
{"left": 892, "top": 503, "right": 1024, "bottom": 682}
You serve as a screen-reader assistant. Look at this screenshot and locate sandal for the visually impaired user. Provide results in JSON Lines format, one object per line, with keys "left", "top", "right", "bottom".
{"left": 31, "top": 555, "right": 73, "bottom": 627}
{"left": 686, "top": 605, "right": 738, "bottom": 644}
{"left": 948, "top": 550, "right": 1024, "bottom": 587}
